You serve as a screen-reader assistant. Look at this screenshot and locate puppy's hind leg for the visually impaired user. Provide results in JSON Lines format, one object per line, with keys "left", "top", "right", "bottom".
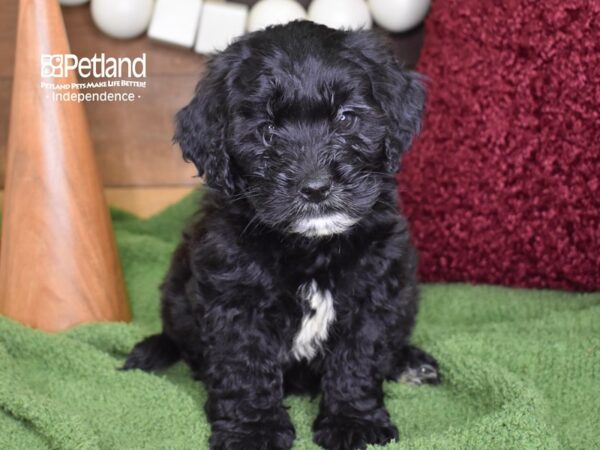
{"left": 387, "top": 345, "right": 441, "bottom": 385}
{"left": 122, "top": 333, "right": 181, "bottom": 372}
{"left": 122, "top": 241, "right": 191, "bottom": 373}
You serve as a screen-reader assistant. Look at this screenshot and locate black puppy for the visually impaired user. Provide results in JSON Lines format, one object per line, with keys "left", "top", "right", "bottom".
{"left": 124, "top": 21, "right": 440, "bottom": 450}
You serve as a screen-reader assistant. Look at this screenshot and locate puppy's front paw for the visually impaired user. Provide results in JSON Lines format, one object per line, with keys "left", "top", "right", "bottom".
{"left": 210, "top": 424, "right": 294, "bottom": 450}
{"left": 313, "top": 415, "right": 398, "bottom": 450}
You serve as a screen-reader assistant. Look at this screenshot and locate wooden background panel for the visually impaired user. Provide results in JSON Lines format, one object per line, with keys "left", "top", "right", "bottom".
{"left": 84, "top": 75, "right": 199, "bottom": 186}
{"left": 0, "top": 1, "right": 423, "bottom": 188}
{"left": 0, "top": 0, "right": 17, "bottom": 189}
{"left": 0, "top": 2, "right": 202, "bottom": 187}
{"left": 0, "top": 0, "right": 17, "bottom": 79}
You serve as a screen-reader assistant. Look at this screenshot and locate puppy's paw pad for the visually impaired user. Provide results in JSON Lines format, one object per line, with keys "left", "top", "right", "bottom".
{"left": 393, "top": 345, "right": 441, "bottom": 385}
{"left": 314, "top": 417, "right": 398, "bottom": 450}
{"left": 399, "top": 362, "right": 441, "bottom": 385}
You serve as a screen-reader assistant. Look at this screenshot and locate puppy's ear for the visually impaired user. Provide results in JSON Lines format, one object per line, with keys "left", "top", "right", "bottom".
{"left": 346, "top": 32, "right": 426, "bottom": 173}
{"left": 173, "top": 53, "right": 236, "bottom": 194}
{"left": 377, "top": 68, "right": 426, "bottom": 173}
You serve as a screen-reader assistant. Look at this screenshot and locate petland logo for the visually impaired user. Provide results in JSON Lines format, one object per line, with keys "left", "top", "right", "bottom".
{"left": 41, "top": 53, "right": 146, "bottom": 78}
{"left": 39, "top": 52, "right": 147, "bottom": 103}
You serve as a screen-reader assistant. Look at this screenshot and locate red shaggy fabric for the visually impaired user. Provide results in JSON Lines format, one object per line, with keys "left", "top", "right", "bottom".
{"left": 399, "top": 0, "right": 600, "bottom": 291}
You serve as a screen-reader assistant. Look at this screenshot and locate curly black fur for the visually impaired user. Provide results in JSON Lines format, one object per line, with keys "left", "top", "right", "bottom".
{"left": 124, "top": 21, "right": 440, "bottom": 450}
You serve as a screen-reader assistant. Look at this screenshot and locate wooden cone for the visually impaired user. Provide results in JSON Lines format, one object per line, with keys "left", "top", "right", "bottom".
{"left": 0, "top": 0, "right": 130, "bottom": 331}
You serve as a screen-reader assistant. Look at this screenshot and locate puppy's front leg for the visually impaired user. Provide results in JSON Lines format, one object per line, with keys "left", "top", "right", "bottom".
{"left": 314, "top": 338, "right": 398, "bottom": 450}
{"left": 203, "top": 317, "right": 294, "bottom": 450}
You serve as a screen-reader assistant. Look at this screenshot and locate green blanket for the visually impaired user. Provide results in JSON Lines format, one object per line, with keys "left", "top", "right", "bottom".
{"left": 1, "top": 192, "right": 599, "bottom": 450}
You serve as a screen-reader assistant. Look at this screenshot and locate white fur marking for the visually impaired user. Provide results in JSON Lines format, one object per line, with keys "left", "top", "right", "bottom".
{"left": 292, "top": 280, "right": 335, "bottom": 361}
{"left": 293, "top": 213, "right": 358, "bottom": 237}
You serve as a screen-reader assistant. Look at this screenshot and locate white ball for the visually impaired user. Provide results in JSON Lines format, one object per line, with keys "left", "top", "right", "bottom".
{"left": 368, "top": 0, "right": 430, "bottom": 33}
{"left": 60, "top": 0, "right": 89, "bottom": 5}
{"left": 308, "top": 0, "right": 372, "bottom": 31}
{"left": 248, "top": 0, "right": 307, "bottom": 32}
{"left": 91, "top": 0, "right": 154, "bottom": 39}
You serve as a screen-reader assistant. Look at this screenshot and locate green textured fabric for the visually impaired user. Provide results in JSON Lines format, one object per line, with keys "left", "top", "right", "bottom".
{"left": 1, "top": 191, "right": 599, "bottom": 450}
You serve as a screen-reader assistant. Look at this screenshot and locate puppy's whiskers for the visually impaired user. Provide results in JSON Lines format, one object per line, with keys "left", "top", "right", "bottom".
{"left": 228, "top": 191, "right": 262, "bottom": 205}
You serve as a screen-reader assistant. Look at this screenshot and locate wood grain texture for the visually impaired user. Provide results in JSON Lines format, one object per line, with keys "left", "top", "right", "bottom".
{"left": 1, "top": 186, "right": 195, "bottom": 220}
{"left": 60, "top": 4, "right": 202, "bottom": 187}
{"left": 0, "top": 1, "right": 200, "bottom": 188}
{"left": 0, "top": 0, "right": 130, "bottom": 331}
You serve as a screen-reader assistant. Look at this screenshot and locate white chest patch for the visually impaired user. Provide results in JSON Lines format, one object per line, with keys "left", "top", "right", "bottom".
{"left": 292, "top": 280, "right": 336, "bottom": 361}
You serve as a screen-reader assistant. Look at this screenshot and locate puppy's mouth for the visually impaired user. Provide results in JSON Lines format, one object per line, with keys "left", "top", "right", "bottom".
{"left": 292, "top": 213, "right": 359, "bottom": 238}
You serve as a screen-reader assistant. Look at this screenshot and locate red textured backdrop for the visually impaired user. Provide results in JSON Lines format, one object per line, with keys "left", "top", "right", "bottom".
{"left": 399, "top": 0, "right": 600, "bottom": 291}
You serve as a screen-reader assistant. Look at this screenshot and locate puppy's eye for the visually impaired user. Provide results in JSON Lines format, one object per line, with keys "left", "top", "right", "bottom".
{"left": 262, "top": 123, "right": 276, "bottom": 145}
{"left": 335, "top": 110, "right": 356, "bottom": 128}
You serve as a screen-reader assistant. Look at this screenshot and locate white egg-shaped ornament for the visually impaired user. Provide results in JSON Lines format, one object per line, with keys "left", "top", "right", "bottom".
{"left": 368, "top": 0, "right": 430, "bottom": 33}
{"left": 308, "top": 0, "right": 372, "bottom": 31}
{"left": 60, "top": 0, "right": 90, "bottom": 5}
{"left": 91, "top": 0, "right": 154, "bottom": 39}
{"left": 248, "top": 0, "right": 307, "bottom": 32}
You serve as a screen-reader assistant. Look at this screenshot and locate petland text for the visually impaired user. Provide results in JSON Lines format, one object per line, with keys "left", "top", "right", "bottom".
{"left": 41, "top": 53, "right": 146, "bottom": 79}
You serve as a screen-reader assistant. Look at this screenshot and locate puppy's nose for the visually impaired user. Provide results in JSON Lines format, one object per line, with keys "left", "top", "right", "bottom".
{"left": 300, "top": 175, "right": 332, "bottom": 203}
